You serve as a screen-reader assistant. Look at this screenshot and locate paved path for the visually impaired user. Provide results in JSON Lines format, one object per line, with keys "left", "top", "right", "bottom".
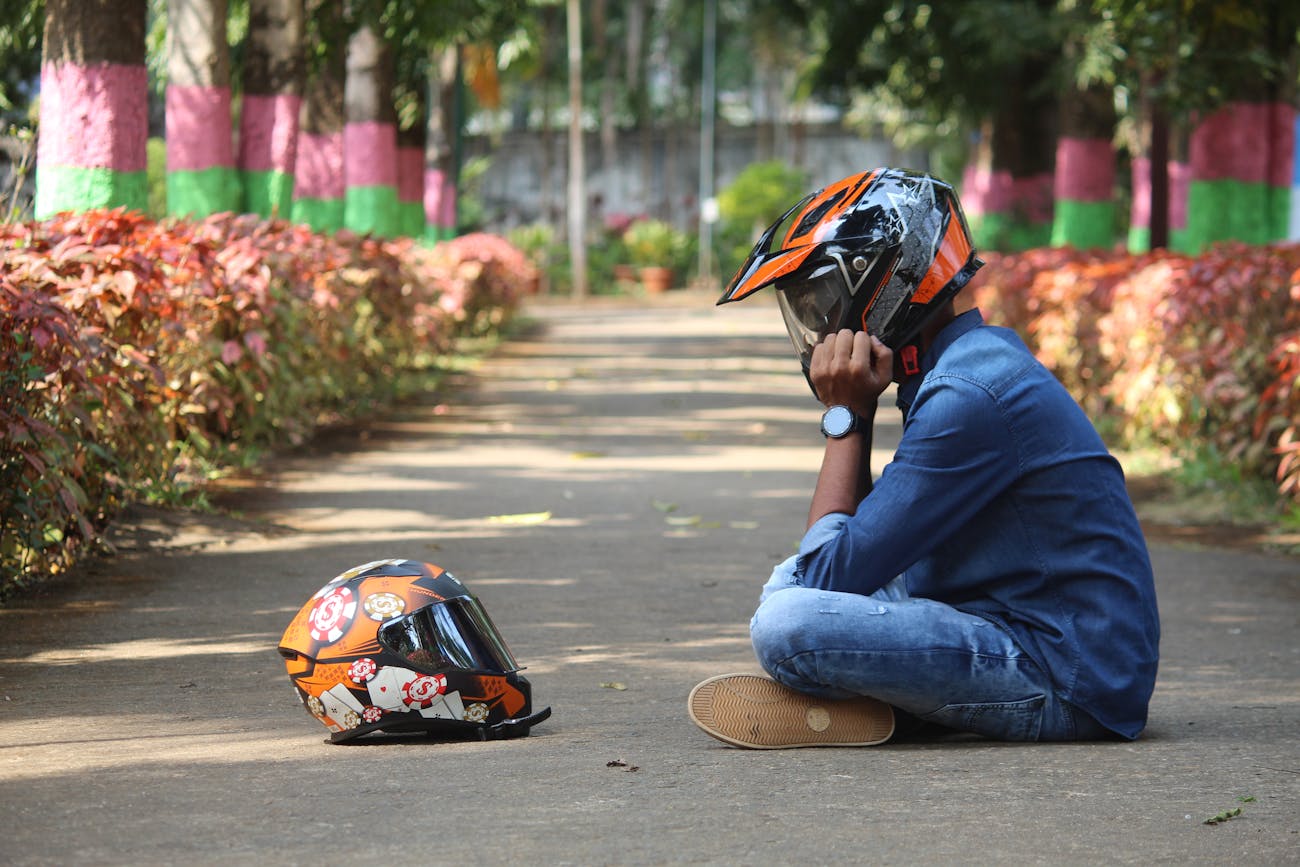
{"left": 1, "top": 293, "right": 1297, "bottom": 864}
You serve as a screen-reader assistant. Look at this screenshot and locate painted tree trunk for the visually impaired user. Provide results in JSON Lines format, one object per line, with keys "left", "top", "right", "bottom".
{"left": 425, "top": 45, "right": 459, "bottom": 242}
{"left": 166, "top": 0, "right": 239, "bottom": 217}
{"left": 238, "top": 0, "right": 305, "bottom": 219}
{"left": 36, "top": 0, "right": 148, "bottom": 218}
{"left": 961, "top": 70, "right": 1056, "bottom": 252}
{"left": 1130, "top": 157, "right": 1190, "bottom": 253}
{"left": 1051, "top": 84, "right": 1116, "bottom": 250}
{"left": 343, "top": 25, "right": 398, "bottom": 238}
{"left": 397, "top": 122, "right": 426, "bottom": 240}
{"left": 1185, "top": 101, "right": 1296, "bottom": 251}
{"left": 291, "top": 6, "right": 345, "bottom": 232}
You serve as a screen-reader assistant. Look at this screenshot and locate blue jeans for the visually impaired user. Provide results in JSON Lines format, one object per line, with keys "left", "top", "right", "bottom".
{"left": 750, "top": 555, "right": 1112, "bottom": 742}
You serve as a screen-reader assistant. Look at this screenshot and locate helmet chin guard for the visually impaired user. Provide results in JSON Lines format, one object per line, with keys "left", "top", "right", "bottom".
{"left": 278, "top": 559, "right": 550, "bottom": 743}
{"left": 719, "top": 167, "right": 982, "bottom": 380}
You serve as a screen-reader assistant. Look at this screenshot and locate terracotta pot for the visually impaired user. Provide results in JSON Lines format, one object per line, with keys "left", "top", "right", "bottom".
{"left": 613, "top": 264, "right": 637, "bottom": 284}
{"left": 639, "top": 266, "right": 674, "bottom": 294}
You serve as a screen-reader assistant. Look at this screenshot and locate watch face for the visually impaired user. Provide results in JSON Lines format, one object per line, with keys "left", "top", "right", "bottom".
{"left": 822, "top": 405, "right": 855, "bottom": 437}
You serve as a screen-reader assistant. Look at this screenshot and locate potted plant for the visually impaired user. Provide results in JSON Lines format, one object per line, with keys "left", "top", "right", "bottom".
{"left": 623, "top": 219, "right": 685, "bottom": 293}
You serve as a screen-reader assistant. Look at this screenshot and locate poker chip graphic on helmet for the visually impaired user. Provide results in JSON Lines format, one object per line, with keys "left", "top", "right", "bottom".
{"left": 277, "top": 558, "right": 552, "bottom": 743}
{"left": 307, "top": 586, "right": 357, "bottom": 643}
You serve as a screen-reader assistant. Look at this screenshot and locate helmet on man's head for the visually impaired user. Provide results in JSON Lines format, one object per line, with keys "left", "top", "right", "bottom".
{"left": 278, "top": 559, "right": 550, "bottom": 743}
{"left": 717, "top": 167, "right": 982, "bottom": 377}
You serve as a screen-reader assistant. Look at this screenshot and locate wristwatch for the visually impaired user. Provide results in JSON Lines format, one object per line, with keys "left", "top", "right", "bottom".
{"left": 820, "top": 405, "right": 860, "bottom": 438}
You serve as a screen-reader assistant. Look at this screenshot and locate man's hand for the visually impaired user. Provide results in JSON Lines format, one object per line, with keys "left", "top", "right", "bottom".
{"left": 809, "top": 329, "right": 893, "bottom": 414}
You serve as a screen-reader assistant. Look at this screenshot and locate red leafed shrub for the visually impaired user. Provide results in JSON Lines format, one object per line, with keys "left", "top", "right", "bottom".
{"left": 0, "top": 209, "right": 532, "bottom": 594}
{"left": 973, "top": 241, "right": 1300, "bottom": 506}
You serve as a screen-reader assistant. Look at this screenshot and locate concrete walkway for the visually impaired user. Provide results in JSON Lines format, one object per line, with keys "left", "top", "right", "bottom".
{"left": 1, "top": 292, "right": 1297, "bottom": 865}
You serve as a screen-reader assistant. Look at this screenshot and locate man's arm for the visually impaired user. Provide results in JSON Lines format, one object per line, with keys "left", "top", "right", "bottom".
{"left": 805, "top": 329, "right": 893, "bottom": 529}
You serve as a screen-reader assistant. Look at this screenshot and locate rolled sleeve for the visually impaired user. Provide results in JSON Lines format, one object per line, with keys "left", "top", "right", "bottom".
{"left": 797, "top": 376, "right": 1019, "bottom": 596}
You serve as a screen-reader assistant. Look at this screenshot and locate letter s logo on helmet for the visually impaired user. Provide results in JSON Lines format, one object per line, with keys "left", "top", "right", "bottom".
{"left": 278, "top": 559, "right": 550, "bottom": 743}
{"left": 717, "top": 167, "right": 983, "bottom": 380}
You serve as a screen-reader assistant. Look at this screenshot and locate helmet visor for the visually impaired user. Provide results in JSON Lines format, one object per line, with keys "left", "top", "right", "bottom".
{"left": 775, "top": 266, "right": 849, "bottom": 369}
{"left": 378, "top": 596, "right": 520, "bottom": 673}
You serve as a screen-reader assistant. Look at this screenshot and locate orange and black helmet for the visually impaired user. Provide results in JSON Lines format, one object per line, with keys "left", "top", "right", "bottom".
{"left": 279, "top": 559, "right": 550, "bottom": 743}
{"left": 718, "top": 167, "right": 981, "bottom": 377}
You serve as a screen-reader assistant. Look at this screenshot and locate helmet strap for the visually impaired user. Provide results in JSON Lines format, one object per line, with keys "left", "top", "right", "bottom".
{"left": 899, "top": 343, "right": 921, "bottom": 377}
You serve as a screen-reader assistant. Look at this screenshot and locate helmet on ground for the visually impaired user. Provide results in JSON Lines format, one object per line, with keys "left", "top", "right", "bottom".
{"left": 717, "top": 167, "right": 982, "bottom": 378}
{"left": 278, "top": 558, "right": 550, "bottom": 743}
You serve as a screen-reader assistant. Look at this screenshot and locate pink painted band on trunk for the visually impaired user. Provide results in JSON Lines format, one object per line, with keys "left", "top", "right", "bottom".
{"left": 1130, "top": 157, "right": 1150, "bottom": 228}
{"left": 1170, "top": 161, "right": 1190, "bottom": 229}
{"left": 982, "top": 169, "right": 1014, "bottom": 214}
{"left": 1130, "top": 159, "right": 1190, "bottom": 230}
{"left": 960, "top": 166, "right": 1011, "bottom": 215}
{"left": 1055, "top": 138, "right": 1114, "bottom": 202}
{"left": 344, "top": 121, "right": 397, "bottom": 187}
{"left": 1190, "top": 101, "right": 1296, "bottom": 186}
{"left": 397, "top": 147, "right": 424, "bottom": 203}
{"left": 1011, "top": 174, "right": 1054, "bottom": 224}
{"left": 238, "top": 93, "right": 302, "bottom": 173}
{"left": 293, "top": 131, "right": 344, "bottom": 199}
{"left": 166, "top": 85, "right": 234, "bottom": 170}
{"left": 425, "top": 169, "right": 457, "bottom": 227}
{"left": 37, "top": 61, "right": 148, "bottom": 172}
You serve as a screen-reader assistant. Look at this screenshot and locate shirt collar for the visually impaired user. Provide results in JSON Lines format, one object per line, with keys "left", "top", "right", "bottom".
{"left": 895, "top": 308, "right": 985, "bottom": 413}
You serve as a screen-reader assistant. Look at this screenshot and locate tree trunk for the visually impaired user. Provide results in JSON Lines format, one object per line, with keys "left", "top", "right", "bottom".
{"left": 166, "top": 0, "right": 239, "bottom": 217}
{"left": 425, "top": 44, "right": 458, "bottom": 241}
{"left": 397, "top": 88, "right": 426, "bottom": 239}
{"left": 238, "top": 0, "right": 304, "bottom": 219}
{"left": 566, "top": 0, "right": 588, "bottom": 298}
{"left": 1051, "top": 82, "right": 1116, "bottom": 250}
{"left": 36, "top": 0, "right": 149, "bottom": 218}
{"left": 969, "top": 62, "right": 1056, "bottom": 251}
{"left": 343, "top": 24, "right": 398, "bottom": 237}
{"left": 291, "top": 0, "right": 345, "bottom": 231}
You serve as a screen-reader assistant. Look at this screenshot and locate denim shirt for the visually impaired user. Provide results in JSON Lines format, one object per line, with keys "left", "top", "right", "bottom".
{"left": 796, "top": 309, "right": 1160, "bottom": 739}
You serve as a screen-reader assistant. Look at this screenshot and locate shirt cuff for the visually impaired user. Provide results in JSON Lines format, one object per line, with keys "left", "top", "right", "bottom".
{"left": 798, "top": 512, "right": 850, "bottom": 561}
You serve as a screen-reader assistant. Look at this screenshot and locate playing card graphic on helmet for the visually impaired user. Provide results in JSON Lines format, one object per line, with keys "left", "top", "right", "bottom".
{"left": 278, "top": 559, "right": 551, "bottom": 743}
{"left": 717, "top": 167, "right": 982, "bottom": 380}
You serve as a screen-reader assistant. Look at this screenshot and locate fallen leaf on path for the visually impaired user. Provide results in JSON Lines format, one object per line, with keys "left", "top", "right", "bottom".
{"left": 571, "top": 450, "right": 606, "bottom": 459}
{"left": 651, "top": 500, "right": 679, "bottom": 513}
{"left": 664, "top": 515, "right": 701, "bottom": 527}
{"left": 1203, "top": 807, "right": 1242, "bottom": 825}
{"left": 600, "top": 681, "right": 628, "bottom": 690}
{"left": 606, "top": 759, "right": 640, "bottom": 771}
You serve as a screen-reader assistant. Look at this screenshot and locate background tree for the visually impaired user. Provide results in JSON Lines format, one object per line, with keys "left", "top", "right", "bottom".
{"left": 237, "top": 0, "right": 304, "bottom": 218}
{"left": 166, "top": 0, "right": 240, "bottom": 217}
{"left": 290, "top": 0, "right": 345, "bottom": 231}
{"left": 36, "top": 0, "right": 149, "bottom": 218}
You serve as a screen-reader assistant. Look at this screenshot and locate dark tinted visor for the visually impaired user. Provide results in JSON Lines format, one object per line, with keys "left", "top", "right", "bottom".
{"left": 378, "top": 596, "right": 520, "bottom": 673}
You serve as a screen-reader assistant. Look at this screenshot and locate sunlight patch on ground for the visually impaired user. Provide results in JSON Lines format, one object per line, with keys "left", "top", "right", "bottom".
{"left": 5, "top": 635, "right": 275, "bottom": 666}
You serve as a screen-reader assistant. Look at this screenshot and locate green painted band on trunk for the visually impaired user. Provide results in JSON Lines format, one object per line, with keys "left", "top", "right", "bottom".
{"left": 1186, "top": 179, "right": 1290, "bottom": 250}
{"left": 291, "top": 197, "right": 344, "bottom": 233}
{"left": 344, "top": 185, "right": 399, "bottom": 237}
{"left": 424, "top": 225, "right": 456, "bottom": 243}
{"left": 167, "top": 167, "right": 241, "bottom": 218}
{"left": 1129, "top": 227, "right": 1191, "bottom": 253}
{"left": 397, "top": 201, "right": 425, "bottom": 239}
{"left": 34, "top": 166, "right": 147, "bottom": 219}
{"left": 1051, "top": 200, "right": 1116, "bottom": 249}
{"left": 971, "top": 212, "right": 1052, "bottom": 252}
{"left": 241, "top": 170, "right": 295, "bottom": 219}
{"left": 1127, "top": 226, "right": 1150, "bottom": 254}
